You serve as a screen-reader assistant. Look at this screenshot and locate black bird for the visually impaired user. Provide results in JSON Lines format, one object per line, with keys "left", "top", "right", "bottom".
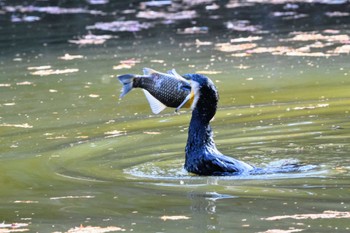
{"left": 118, "top": 69, "right": 311, "bottom": 176}
{"left": 182, "top": 73, "right": 254, "bottom": 176}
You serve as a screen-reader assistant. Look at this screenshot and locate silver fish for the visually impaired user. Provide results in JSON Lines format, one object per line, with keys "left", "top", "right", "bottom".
{"left": 118, "top": 68, "right": 196, "bottom": 114}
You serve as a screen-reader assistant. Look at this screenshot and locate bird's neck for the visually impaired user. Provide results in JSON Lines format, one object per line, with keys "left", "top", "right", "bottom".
{"left": 186, "top": 108, "right": 216, "bottom": 152}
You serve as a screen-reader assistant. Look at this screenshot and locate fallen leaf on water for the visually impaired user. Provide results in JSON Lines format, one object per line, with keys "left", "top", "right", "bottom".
{"left": 88, "top": 94, "right": 100, "bottom": 98}
{"left": 46, "top": 135, "right": 67, "bottom": 140}
{"left": 215, "top": 43, "right": 257, "bottom": 52}
{"left": 137, "top": 10, "right": 197, "bottom": 20}
{"left": 235, "top": 64, "right": 250, "bottom": 69}
{"left": 292, "top": 103, "right": 329, "bottom": 110}
{"left": 120, "top": 59, "right": 141, "bottom": 65}
{"left": 226, "top": 20, "right": 262, "bottom": 32}
{"left": 14, "top": 200, "right": 39, "bottom": 203}
{"left": 230, "top": 36, "right": 262, "bottom": 43}
{"left": 4, "top": 5, "right": 105, "bottom": 15}
{"left": 30, "top": 68, "right": 79, "bottom": 76}
{"left": 283, "top": 33, "right": 350, "bottom": 43}
{"left": 196, "top": 70, "right": 222, "bottom": 75}
{"left": 58, "top": 54, "right": 84, "bottom": 60}
{"left": 50, "top": 195, "right": 95, "bottom": 200}
{"left": 27, "top": 65, "right": 51, "bottom": 70}
{"left": 329, "top": 44, "right": 350, "bottom": 54}
{"left": 226, "top": 1, "right": 254, "bottom": 8}
{"left": 113, "top": 59, "right": 140, "bottom": 70}
{"left": 113, "top": 64, "right": 133, "bottom": 70}
{"left": 177, "top": 26, "right": 208, "bottom": 34}
{"left": 195, "top": 39, "right": 212, "bottom": 46}
{"left": 143, "top": 131, "right": 161, "bottom": 135}
{"left": 247, "top": 46, "right": 292, "bottom": 54}
{"left": 11, "top": 15, "right": 41, "bottom": 23}
{"left": 160, "top": 215, "right": 190, "bottom": 221}
{"left": 325, "top": 11, "right": 350, "bottom": 17}
{"left": 231, "top": 53, "right": 251, "bottom": 57}
{"left": 87, "top": 20, "right": 153, "bottom": 32}
{"left": 16, "top": 81, "right": 33, "bottom": 86}
{"left": 0, "top": 123, "right": 33, "bottom": 128}
{"left": 257, "top": 229, "right": 304, "bottom": 233}
{"left": 69, "top": 34, "right": 115, "bottom": 45}
{"left": 66, "top": 225, "right": 125, "bottom": 233}
{"left": 323, "top": 29, "right": 340, "bottom": 34}
{"left": 182, "top": 0, "right": 215, "bottom": 7}
{"left": 140, "top": 0, "right": 171, "bottom": 8}
{"left": 262, "top": 210, "right": 350, "bottom": 221}
{"left": 3, "top": 103, "right": 16, "bottom": 106}
{"left": 104, "top": 130, "right": 126, "bottom": 138}
{"left": 0, "top": 222, "right": 29, "bottom": 232}
{"left": 0, "top": 83, "right": 11, "bottom": 87}
{"left": 283, "top": 51, "right": 333, "bottom": 57}
{"left": 150, "top": 59, "right": 164, "bottom": 63}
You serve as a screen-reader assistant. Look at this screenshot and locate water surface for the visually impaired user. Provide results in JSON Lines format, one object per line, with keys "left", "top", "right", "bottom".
{"left": 1, "top": 1, "right": 350, "bottom": 232}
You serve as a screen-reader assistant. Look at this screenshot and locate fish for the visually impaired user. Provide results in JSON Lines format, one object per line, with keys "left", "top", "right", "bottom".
{"left": 117, "top": 68, "right": 197, "bottom": 114}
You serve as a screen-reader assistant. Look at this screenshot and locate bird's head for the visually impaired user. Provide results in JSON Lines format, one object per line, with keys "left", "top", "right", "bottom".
{"left": 183, "top": 73, "right": 219, "bottom": 123}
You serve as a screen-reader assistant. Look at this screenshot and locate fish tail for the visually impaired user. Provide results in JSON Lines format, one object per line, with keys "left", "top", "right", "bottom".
{"left": 117, "top": 74, "right": 135, "bottom": 98}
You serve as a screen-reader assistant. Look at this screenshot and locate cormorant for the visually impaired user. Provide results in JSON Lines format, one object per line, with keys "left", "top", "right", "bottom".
{"left": 183, "top": 73, "right": 255, "bottom": 176}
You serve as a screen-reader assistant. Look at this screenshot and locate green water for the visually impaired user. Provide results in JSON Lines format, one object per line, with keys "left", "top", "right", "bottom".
{"left": 1, "top": 1, "right": 350, "bottom": 232}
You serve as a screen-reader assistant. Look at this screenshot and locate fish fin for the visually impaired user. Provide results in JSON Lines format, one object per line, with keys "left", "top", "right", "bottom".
{"left": 118, "top": 74, "right": 135, "bottom": 98}
{"left": 175, "top": 93, "right": 192, "bottom": 112}
{"left": 142, "top": 90, "right": 167, "bottom": 114}
{"left": 143, "top": 67, "right": 157, "bottom": 75}
{"left": 168, "top": 69, "right": 189, "bottom": 82}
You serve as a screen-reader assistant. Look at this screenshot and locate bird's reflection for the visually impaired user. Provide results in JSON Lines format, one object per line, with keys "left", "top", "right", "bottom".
{"left": 188, "top": 180, "right": 237, "bottom": 232}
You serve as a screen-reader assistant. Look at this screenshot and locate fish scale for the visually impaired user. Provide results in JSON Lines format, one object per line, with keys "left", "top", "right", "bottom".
{"left": 118, "top": 68, "right": 195, "bottom": 114}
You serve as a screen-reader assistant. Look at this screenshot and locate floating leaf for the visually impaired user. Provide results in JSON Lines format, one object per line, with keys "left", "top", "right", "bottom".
{"left": 160, "top": 215, "right": 190, "bottom": 221}
{"left": 30, "top": 69, "right": 79, "bottom": 76}
{"left": 177, "top": 26, "right": 208, "bottom": 34}
{"left": 87, "top": 21, "right": 153, "bottom": 32}
{"left": 50, "top": 195, "right": 95, "bottom": 200}
{"left": 329, "top": 45, "right": 350, "bottom": 54}
{"left": 0, "top": 83, "right": 11, "bottom": 87}
{"left": 215, "top": 43, "right": 257, "bottom": 52}
{"left": 4, "top": 5, "right": 105, "bottom": 15}
{"left": 262, "top": 210, "right": 350, "bottom": 221}
{"left": 195, "top": 39, "right": 212, "bottom": 46}
{"left": 150, "top": 59, "right": 165, "bottom": 63}
{"left": 0, "top": 123, "right": 33, "bottom": 128}
{"left": 0, "top": 222, "right": 29, "bottom": 232}
{"left": 226, "top": 20, "right": 262, "bottom": 32}
{"left": 66, "top": 225, "right": 125, "bottom": 233}
{"left": 13, "top": 200, "right": 39, "bottom": 203}
{"left": 16, "top": 81, "right": 33, "bottom": 86}
{"left": 88, "top": 94, "right": 100, "bottom": 98}
{"left": 58, "top": 54, "right": 84, "bottom": 60}
{"left": 104, "top": 130, "right": 126, "bottom": 138}
{"left": 230, "top": 36, "right": 262, "bottom": 43}
{"left": 257, "top": 229, "right": 304, "bottom": 233}
{"left": 113, "top": 59, "right": 140, "bottom": 70}
{"left": 196, "top": 70, "right": 222, "bottom": 74}
{"left": 137, "top": 10, "right": 197, "bottom": 20}
{"left": 325, "top": 11, "right": 350, "bottom": 17}
{"left": 27, "top": 65, "right": 51, "bottom": 70}
{"left": 69, "top": 34, "right": 115, "bottom": 45}
{"left": 143, "top": 131, "right": 161, "bottom": 135}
